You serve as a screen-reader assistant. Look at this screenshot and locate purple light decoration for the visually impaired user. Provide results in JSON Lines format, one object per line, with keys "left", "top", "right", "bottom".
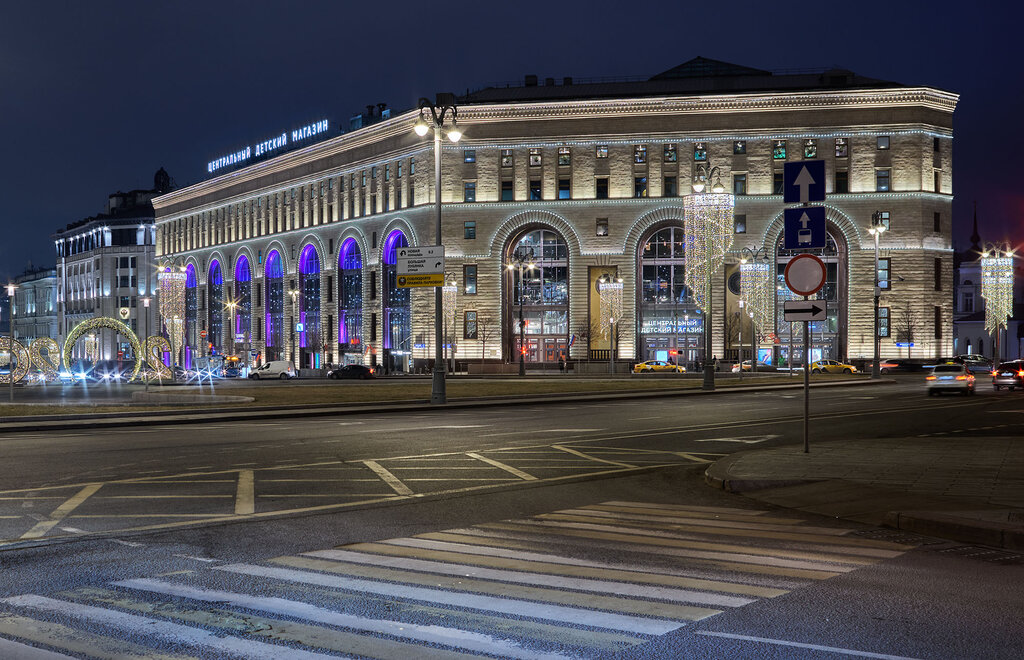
{"left": 185, "top": 264, "right": 197, "bottom": 368}
{"left": 235, "top": 255, "right": 251, "bottom": 334}
{"left": 265, "top": 250, "right": 282, "bottom": 346}
{"left": 298, "top": 245, "right": 320, "bottom": 349}
{"left": 185, "top": 263, "right": 197, "bottom": 288}
{"left": 209, "top": 259, "right": 222, "bottom": 285}
{"left": 338, "top": 238, "right": 362, "bottom": 345}
{"left": 383, "top": 230, "right": 407, "bottom": 265}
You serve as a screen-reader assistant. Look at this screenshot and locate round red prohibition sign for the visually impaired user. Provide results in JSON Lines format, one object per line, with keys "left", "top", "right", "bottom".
{"left": 784, "top": 253, "right": 827, "bottom": 296}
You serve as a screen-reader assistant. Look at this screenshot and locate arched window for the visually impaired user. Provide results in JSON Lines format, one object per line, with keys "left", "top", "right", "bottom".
{"left": 299, "top": 245, "right": 322, "bottom": 369}
{"left": 234, "top": 255, "right": 252, "bottom": 345}
{"left": 506, "top": 228, "right": 569, "bottom": 364}
{"left": 338, "top": 238, "right": 363, "bottom": 361}
{"left": 184, "top": 264, "right": 197, "bottom": 369}
{"left": 207, "top": 260, "right": 223, "bottom": 352}
{"left": 264, "top": 250, "right": 284, "bottom": 361}
{"left": 637, "top": 225, "right": 698, "bottom": 367}
{"left": 383, "top": 230, "right": 411, "bottom": 372}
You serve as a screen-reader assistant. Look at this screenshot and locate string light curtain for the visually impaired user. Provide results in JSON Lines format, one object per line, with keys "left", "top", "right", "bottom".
{"left": 599, "top": 279, "right": 624, "bottom": 338}
{"left": 683, "top": 193, "right": 735, "bottom": 311}
{"left": 740, "top": 261, "right": 774, "bottom": 339}
{"left": 159, "top": 268, "right": 188, "bottom": 365}
{"left": 981, "top": 252, "right": 1014, "bottom": 336}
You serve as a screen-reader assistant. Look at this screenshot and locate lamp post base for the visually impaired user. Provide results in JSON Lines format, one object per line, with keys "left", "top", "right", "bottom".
{"left": 430, "top": 366, "right": 446, "bottom": 404}
{"left": 518, "top": 356, "right": 525, "bottom": 377}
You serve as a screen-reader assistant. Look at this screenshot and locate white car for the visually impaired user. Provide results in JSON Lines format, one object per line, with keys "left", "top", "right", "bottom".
{"left": 926, "top": 363, "right": 975, "bottom": 396}
{"left": 248, "top": 360, "right": 296, "bottom": 380}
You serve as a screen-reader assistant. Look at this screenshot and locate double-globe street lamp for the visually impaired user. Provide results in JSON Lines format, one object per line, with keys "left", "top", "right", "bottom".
{"left": 868, "top": 212, "right": 888, "bottom": 379}
{"left": 506, "top": 246, "right": 536, "bottom": 377}
{"left": 414, "top": 94, "right": 462, "bottom": 403}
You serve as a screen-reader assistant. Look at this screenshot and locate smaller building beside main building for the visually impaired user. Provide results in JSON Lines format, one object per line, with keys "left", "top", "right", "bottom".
{"left": 11, "top": 265, "right": 58, "bottom": 347}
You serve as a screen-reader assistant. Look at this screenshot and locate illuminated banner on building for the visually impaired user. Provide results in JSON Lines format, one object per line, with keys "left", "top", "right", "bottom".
{"left": 207, "top": 119, "right": 330, "bottom": 174}
{"left": 641, "top": 317, "right": 703, "bottom": 334}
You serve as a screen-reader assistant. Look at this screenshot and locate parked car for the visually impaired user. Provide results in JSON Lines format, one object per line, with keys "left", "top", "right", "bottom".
{"left": 810, "top": 360, "right": 858, "bottom": 374}
{"left": 632, "top": 360, "right": 686, "bottom": 374}
{"left": 731, "top": 360, "right": 777, "bottom": 373}
{"left": 248, "top": 360, "right": 296, "bottom": 380}
{"left": 327, "top": 364, "right": 376, "bottom": 380}
{"left": 992, "top": 360, "right": 1024, "bottom": 391}
{"left": 926, "top": 362, "right": 975, "bottom": 396}
{"left": 879, "top": 359, "right": 927, "bottom": 374}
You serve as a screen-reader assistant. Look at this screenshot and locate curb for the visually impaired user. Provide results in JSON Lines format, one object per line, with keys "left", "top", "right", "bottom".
{"left": 884, "top": 511, "right": 1024, "bottom": 552}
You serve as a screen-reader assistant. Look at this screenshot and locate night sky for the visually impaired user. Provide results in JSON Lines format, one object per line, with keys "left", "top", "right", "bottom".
{"left": 3, "top": 1, "right": 1020, "bottom": 281}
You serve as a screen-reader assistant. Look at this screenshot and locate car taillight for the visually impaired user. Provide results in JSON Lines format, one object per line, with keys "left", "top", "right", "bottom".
{"left": 992, "top": 371, "right": 999, "bottom": 377}
{"left": 926, "top": 375, "right": 936, "bottom": 380}
{"left": 369, "top": 368, "right": 374, "bottom": 374}
{"left": 956, "top": 375, "right": 968, "bottom": 381}
{"left": 1018, "top": 370, "right": 1024, "bottom": 378}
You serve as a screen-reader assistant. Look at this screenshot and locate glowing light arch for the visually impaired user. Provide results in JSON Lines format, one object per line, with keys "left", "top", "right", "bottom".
{"left": 62, "top": 317, "right": 142, "bottom": 381}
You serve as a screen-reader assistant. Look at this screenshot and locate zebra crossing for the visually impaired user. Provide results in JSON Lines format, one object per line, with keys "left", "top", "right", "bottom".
{"left": 0, "top": 500, "right": 914, "bottom": 659}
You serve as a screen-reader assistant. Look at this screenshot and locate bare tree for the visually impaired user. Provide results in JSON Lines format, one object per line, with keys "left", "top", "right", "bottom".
{"left": 894, "top": 307, "right": 924, "bottom": 359}
{"left": 476, "top": 316, "right": 498, "bottom": 363}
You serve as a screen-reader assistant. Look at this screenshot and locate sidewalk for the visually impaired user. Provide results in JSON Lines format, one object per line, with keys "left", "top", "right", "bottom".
{"left": 705, "top": 437, "right": 1024, "bottom": 551}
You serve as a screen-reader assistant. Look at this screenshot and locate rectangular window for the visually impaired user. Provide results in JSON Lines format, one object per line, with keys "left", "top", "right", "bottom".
{"left": 372, "top": 166, "right": 378, "bottom": 179}
{"left": 934, "top": 306, "right": 942, "bottom": 339}
{"left": 773, "top": 171, "right": 784, "bottom": 195}
{"left": 877, "top": 211, "right": 891, "bottom": 231}
{"left": 595, "top": 145, "right": 608, "bottom": 159}
{"left": 803, "top": 139, "right": 817, "bottom": 158}
{"left": 962, "top": 291, "right": 974, "bottom": 313}
{"left": 835, "top": 170, "right": 849, "bottom": 194}
{"left": 529, "top": 179, "right": 542, "bottom": 200}
{"left": 732, "top": 173, "right": 747, "bottom": 195}
{"left": 361, "top": 172, "right": 367, "bottom": 186}
{"left": 370, "top": 312, "right": 377, "bottom": 342}
{"left": 663, "top": 176, "right": 677, "bottom": 196}
{"left": 397, "top": 162, "right": 402, "bottom": 177}
{"left": 693, "top": 143, "right": 707, "bottom": 161}
{"left": 464, "top": 221, "right": 476, "bottom": 239}
{"left": 557, "top": 147, "right": 571, "bottom": 166}
{"left": 933, "top": 211, "right": 941, "bottom": 233}
{"left": 634, "top": 145, "right": 647, "bottom": 164}
{"left": 464, "top": 310, "right": 478, "bottom": 339}
{"left": 733, "top": 140, "right": 746, "bottom": 155}
{"left": 463, "top": 265, "right": 477, "bottom": 295}
{"left": 383, "top": 193, "right": 389, "bottom": 213}
{"left": 384, "top": 165, "right": 390, "bottom": 181}
{"left": 933, "top": 170, "right": 941, "bottom": 193}
{"left": 934, "top": 258, "right": 942, "bottom": 291}
{"left": 408, "top": 181, "right": 415, "bottom": 205}
{"left": 878, "top": 307, "right": 890, "bottom": 337}
{"left": 463, "top": 150, "right": 476, "bottom": 163}
{"left": 878, "top": 258, "right": 891, "bottom": 289}
{"left": 595, "top": 177, "right": 608, "bottom": 199}
{"left": 557, "top": 178, "right": 571, "bottom": 199}
{"left": 877, "top": 136, "right": 890, "bottom": 150}
{"left": 501, "top": 180, "right": 514, "bottom": 201}
{"left": 463, "top": 181, "right": 476, "bottom": 202}
{"left": 835, "top": 137, "right": 848, "bottom": 158}
{"left": 395, "top": 186, "right": 402, "bottom": 208}
{"left": 934, "top": 137, "right": 941, "bottom": 152}
{"left": 876, "top": 169, "right": 891, "bottom": 192}
{"left": 500, "top": 149, "right": 513, "bottom": 167}
{"left": 370, "top": 271, "right": 377, "bottom": 300}
{"left": 634, "top": 176, "right": 648, "bottom": 197}
{"left": 409, "top": 157, "right": 415, "bottom": 174}
{"left": 596, "top": 218, "right": 609, "bottom": 236}
{"left": 326, "top": 275, "right": 333, "bottom": 303}
{"left": 529, "top": 148, "right": 542, "bottom": 167}
{"left": 664, "top": 144, "right": 677, "bottom": 162}
{"left": 734, "top": 214, "right": 747, "bottom": 234}
{"left": 772, "top": 140, "right": 786, "bottom": 159}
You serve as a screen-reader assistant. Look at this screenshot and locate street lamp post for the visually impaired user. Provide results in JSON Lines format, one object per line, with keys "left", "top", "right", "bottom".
{"left": 6, "top": 283, "right": 15, "bottom": 402}
{"left": 289, "top": 289, "right": 299, "bottom": 368}
{"left": 414, "top": 93, "right": 462, "bottom": 404}
{"left": 506, "top": 247, "right": 535, "bottom": 377}
{"left": 141, "top": 296, "right": 151, "bottom": 392}
{"left": 868, "top": 213, "right": 888, "bottom": 379}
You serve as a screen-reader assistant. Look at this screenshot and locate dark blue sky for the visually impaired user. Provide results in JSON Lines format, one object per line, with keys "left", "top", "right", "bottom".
{"left": 2, "top": 1, "right": 1019, "bottom": 280}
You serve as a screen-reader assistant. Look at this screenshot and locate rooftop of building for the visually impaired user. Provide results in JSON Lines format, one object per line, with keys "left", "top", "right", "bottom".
{"left": 57, "top": 168, "right": 173, "bottom": 236}
{"left": 13, "top": 265, "right": 57, "bottom": 283}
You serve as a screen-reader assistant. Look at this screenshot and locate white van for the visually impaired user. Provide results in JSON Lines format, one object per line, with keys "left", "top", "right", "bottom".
{"left": 248, "top": 360, "right": 296, "bottom": 380}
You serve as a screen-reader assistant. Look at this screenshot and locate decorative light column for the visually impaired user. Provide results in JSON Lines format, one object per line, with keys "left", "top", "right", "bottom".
{"left": 289, "top": 289, "right": 299, "bottom": 366}
{"left": 868, "top": 213, "right": 888, "bottom": 379}
{"left": 599, "top": 275, "right": 624, "bottom": 374}
{"left": 141, "top": 296, "right": 151, "bottom": 392}
{"left": 158, "top": 267, "right": 187, "bottom": 367}
{"left": 414, "top": 93, "right": 462, "bottom": 404}
{"left": 6, "top": 283, "right": 15, "bottom": 402}
{"left": 981, "top": 242, "right": 1015, "bottom": 363}
{"left": 442, "top": 275, "right": 458, "bottom": 374}
{"left": 506, "top": 246, "right": 536, "bottom": 377}
{"left": 739, "top": 246, "right": 772, "bottom": 374}
{"left": 685, "top": 159, "right": 735, "bottom": 390}
{"left": 226, "top": 299, "right": 238, "bottom": 358}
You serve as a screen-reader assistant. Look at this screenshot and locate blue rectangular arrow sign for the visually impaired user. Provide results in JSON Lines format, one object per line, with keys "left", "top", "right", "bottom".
{"left": 784, "top": 206, "right": 827, "bottom": 250}
{"left": 784, "top": 160, "right": 826, "bottom": 203}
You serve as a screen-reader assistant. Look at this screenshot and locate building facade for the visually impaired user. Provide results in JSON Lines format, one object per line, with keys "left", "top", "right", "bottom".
{"left": 55, "top": 169, "right": 171, "bottom": 363}
{"left": 153, "top": 59, "right": 957, "bottom": 372}
{"left": 11, "top": 266, "right": 58, "bottom": 346}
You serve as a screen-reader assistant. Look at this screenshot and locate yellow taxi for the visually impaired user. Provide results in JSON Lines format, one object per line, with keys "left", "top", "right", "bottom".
{"left": 810, "top": 359, "right": 858, "bottom": 374}
{"left": 632, "top": 360, "right": 686, "bottom": 374}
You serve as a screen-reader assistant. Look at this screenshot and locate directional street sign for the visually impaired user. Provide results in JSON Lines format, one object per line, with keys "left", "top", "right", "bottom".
{"left": 397, "top": 246, "right": 445, "bottom": 288}
{"left": 783, "top": 160, "right": 825, "bottom": 203}
{"left": 783, "top": 300, "right": 827, "bottom": 322}
{"left": 784, "top": 206, "right": 827, "bottom": 250}
{"left": 784, "top": 253, "right": 827, "bottom": 296}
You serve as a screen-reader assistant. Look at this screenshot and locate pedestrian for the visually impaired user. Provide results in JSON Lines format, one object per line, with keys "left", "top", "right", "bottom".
{"left": 558, "top": 354, "right": 565, "bottom": 373}
{"left": 712, "top": 355, "right": 719, "bottom": 372}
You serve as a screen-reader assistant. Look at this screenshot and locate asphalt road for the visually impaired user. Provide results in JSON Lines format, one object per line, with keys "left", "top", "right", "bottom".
{"left": 0, "top": 377, "right": 1021, "bottom": 658}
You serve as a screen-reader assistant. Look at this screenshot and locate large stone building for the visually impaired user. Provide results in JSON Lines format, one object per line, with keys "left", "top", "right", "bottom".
{"left": 55, "top": 169, "right": 172, "bottom": 362}
{"left": 11, "top": 265, "right": 58, "bottom": 346}
{"left": 153, "top": 58, "right": 957, "bottom": 373}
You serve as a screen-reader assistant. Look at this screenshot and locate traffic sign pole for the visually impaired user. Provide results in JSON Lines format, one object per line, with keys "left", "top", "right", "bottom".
{"left": 803, "top": 296, "right": 810, "bottom": 454}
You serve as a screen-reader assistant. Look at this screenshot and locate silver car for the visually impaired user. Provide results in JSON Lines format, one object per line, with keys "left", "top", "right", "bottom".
{"left": 992, "top": 360, "right": 1024, "bottom": 391}
{"left": 926, "top": 363, "right": 975, "bottom": 396}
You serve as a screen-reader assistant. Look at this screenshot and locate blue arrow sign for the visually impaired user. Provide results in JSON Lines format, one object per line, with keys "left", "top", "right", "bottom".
{"left": 784, "top": 160, "right": 826, "bottom": 203}
{"left": 784, "top": 206, "right": 827, "bottom": 250}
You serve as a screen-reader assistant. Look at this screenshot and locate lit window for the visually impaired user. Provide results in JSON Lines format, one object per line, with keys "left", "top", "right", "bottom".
{"left": 529, "top": 179, "right": 542, "bottom": 200}
{"left": 876, "top": 211, "right": 890, "bottom": 231}
{"left": 397, "top": 162, "right": 402, "bottom": 177}
{"left": 634, "top": 145, "right": 647, "bottom": 164}
{"left": 501, "top": 180, "right": 514, "bottom": 201}
{"left": 409, "top": 157, "right": 415, "bottom": 174}
{"left": 501, "top": 149, "right": 513, "bottom": 167}
{"left": 529, "top": 148, "right": 542, "bottom": 167}
{"left": 772, "top": 140, "right": 787, "bottom": 159}
{"left": 732, "top": 173, "right": 747, "bottom": 195}
{"left": 384, "top": 164, "right": 390, "bottom": 181}
{"left": 877, "top": 136, "right": 890, "bottom": 150}
{"left": 464, "top": 310, "right": 478, "bottom": 338}
{"left": 463, "top": 265, "right": 477, "bottom": 294}
{"left": 803, "top": 139, "right": 817, "bottom": 158}
{"left": 634, "top": 176, "right": 648, "bottom": 197}
{"left": 596, "top": 218, "right": 609, "bottom": 236}
{"left": 693, "top": 143, "right": 707, "bottom": 162}
{"left": 734, "top": 214, "right": 747, "bottom": 234}
{"left": 876, "top": 169, "right": 891, "bottom": 192}
{"left": 557, "top": 147, "right": 571, "bottom": 166}
{"left": 464, "top": 150, "right": 476, "bottom": 163}
{"left": 557, "top": 178, "right": 571, "bottom": 199}
{"left": 663, "top": 144, "right": 677, "bottom": 162}
{"left": 595, "top": 145, "right": 609, "bottom": 159}
{"left": 878, "top": 258, "right": 891, "bottom": 289}
{"left": 733, "top": 140, "right": 746, "bottom": 154}
{"left": 878, "top": 307, "right": 890, "bottom": 337}
{"left": 835, "top": 138, "right": 848, "bottom": 158}
{"left": 464, "top": 221, "right": 476, "bottom": 239}
{"left": 463, "top": 181, "right": 476, "bottom": 202}
{"left": 371, "top": 166, "right": 378, "bottom": 178}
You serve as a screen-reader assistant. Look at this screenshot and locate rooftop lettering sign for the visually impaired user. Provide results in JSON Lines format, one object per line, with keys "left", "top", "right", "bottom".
{"left": 207, "top": 119, "right": 329, "bottom": 174}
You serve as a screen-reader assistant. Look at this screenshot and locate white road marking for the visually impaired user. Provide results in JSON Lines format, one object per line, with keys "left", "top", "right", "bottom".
{"left": 695, "top": 631, "right": 924, "bottom": 659}
{"left": 216, "top": 563, "right": 686, "bottom": 635}
{"left": 172, "top": 554, "right": 219, "bottom": 562}
{"left": 359, "top": 425, "right": 491, "bottom": 433}
{"left": 465, "top": 452, "right": 536, "bottom": 480}
{"left": 362, "top": 460, "right": 413, "bottom": 496}
{"left": 694, "top": 434, "right": 779, "bottom": 444}
{"left": 2, "top": 594, "right": 333, "bottom": 660}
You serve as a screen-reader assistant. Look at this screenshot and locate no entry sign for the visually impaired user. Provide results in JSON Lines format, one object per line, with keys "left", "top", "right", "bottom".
{"left": 784, "top": 253, "right": 827, "bottom": 296}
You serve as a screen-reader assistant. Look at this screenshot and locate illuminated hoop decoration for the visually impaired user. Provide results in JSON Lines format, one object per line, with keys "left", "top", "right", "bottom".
{"left": 29, "top": 337, "right": 61, "bottom": 381}
{"left": 740, "top": 261, "right": 774, "bottom": 342}
{"left": 981, "top": 245, "right": 1014, "bottom": 337}
{"left": 144, "top": 336, "right": 173, "bottom": 379}
{"left": 598, "top": 279, "right": 624, "bottom": 339}
{"left": 683, "top": 193, "right": 735, "bottom": 311}
{"left": 159, "top": 268, "right": 187, "bottom": 365}
{"left": 61, "top": 317, "right": 142, "bottom": 381}
{"left": 0, "top": 337, "right": 30, "bottom": 385}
